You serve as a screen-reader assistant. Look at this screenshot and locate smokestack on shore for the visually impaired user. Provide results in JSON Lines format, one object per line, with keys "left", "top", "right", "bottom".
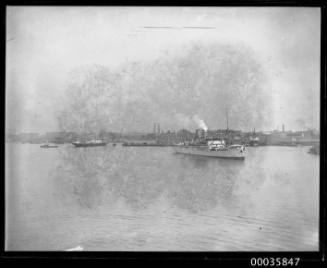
{"left": 153, "top": 123, "right": 157, "bottom": 134}
{"left": 157, "top": 123, "right": 160, "bottom": 134}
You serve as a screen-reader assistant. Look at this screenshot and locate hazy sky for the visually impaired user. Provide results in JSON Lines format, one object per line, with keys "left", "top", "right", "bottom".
{"left": 6, "top": 6, "right": 320, "bottom": 133}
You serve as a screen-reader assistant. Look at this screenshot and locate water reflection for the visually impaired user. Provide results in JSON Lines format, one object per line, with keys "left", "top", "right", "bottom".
{"left": 7, "top": 144, "right": 319, "bottom": 251}
{"left": 53, "top": 146, "right": 245, "bottom": 213}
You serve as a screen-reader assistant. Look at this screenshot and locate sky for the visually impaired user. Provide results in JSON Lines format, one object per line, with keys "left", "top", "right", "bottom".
{"left": 6, "top": 6, "right": 321, "bottom": 133}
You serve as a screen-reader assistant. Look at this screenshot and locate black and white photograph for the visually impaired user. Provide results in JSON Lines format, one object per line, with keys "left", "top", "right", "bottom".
{"left": 5, "top": 6, "right": 320, "bottom": 252}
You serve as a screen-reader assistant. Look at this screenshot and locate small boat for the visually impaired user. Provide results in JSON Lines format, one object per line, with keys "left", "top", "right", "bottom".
{"left": 72, "top": 139, "right": 107, "bottom": 147}
{"left": 308, "top": 143, "right": 319, "bottom": 155}
{"left": 174, "top": 140, "right": 245, "bottom": 160}
{"left": 40, "top": 143, "right": 59, "bottom": 148}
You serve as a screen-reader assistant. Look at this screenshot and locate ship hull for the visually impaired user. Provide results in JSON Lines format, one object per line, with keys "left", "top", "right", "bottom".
{"left": 174, "top": 147, "right": 245, "bottom": 160}
{"left": 72, "top": 142, "right": 107, "bottom": 147}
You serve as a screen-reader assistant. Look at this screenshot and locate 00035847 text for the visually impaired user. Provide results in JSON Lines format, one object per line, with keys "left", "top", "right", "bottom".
{"left": 250, "top": 257, "right": 300, "bottom": 267}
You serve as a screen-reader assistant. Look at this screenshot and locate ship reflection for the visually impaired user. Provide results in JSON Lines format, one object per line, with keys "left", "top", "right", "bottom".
{"left": 53, "top": 146, "right": 246, "bottom": 212}
{"left": 177, "top": 154, "right": 210, "bottom": 168}
{"left": 176, "top": 153, "right": 246, "bottom": 169}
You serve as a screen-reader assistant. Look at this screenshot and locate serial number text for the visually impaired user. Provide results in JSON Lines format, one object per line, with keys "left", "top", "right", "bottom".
{"left": 250, "top": 258, "right": 300, "bottom": 266}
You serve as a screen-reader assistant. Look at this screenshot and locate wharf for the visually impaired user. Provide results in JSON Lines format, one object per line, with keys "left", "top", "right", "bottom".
{"left": 122, "top": 142, "right": 176, "bottom": 147}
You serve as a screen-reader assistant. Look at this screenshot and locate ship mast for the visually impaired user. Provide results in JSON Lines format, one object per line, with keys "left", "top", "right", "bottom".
{"left": 225, "top": 107, "right": 230, "bottom": 145}
{"left": 226, "top": 107, "right": 229, "bottom": 131}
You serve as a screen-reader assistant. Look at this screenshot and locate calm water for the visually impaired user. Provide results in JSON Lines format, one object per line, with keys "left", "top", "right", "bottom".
{"left": 5, "top": 143, "right": 319, "bottom": 251}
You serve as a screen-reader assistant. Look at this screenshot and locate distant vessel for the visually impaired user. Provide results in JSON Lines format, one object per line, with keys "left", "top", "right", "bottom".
{"left": 308, "top": 143, "right": 319, "bottom": 155}
{"left": 72, "top": 139, "right": 106, "bottom": 147}
{"left": 175, "top": 140, "right": 245, "bottom": 160}
{"left": 72, "top": 92, "right": 108, "bottom": 148}
{"left": 40, "top": 142, "right": 59, "bottom": 148}
{"left": 72, "top": 107, "right": 107, "bottom": 148}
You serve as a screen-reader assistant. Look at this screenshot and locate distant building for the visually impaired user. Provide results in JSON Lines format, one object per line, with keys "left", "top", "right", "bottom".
{"left": 157, "top": 130, "right": 178, "bottom": 144}
{"left": 195, "top": 129, "right": 206, "bottom": 139}
{"left": 266, "top": 132, "right": 293, "bottom": 145}
{"left": 264, "top": 128, "right": 319, "bottom": 146}
{"left": 176, "top": 129, "right": 193, "bottom": 142}
{"left": 206, "top": 130, "right": 218, "bottom": 140}
{"left": 17, "top": 132, "right": 41, "bottom": 143}
{"left": 45, "top": 131, "right": 78, "bottom": 143}
{"left": 294, "top": 129, "right": 319, "bottom": 145}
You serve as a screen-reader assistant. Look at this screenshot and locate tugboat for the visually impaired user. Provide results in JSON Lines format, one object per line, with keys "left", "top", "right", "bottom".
{"left": 174, "top": 140, "right": 245, "bottom": 160}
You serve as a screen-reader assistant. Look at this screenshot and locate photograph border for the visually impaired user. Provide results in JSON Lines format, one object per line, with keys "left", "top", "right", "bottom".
{"left": 1, "top": 0, "right": 326, "bottom": 265}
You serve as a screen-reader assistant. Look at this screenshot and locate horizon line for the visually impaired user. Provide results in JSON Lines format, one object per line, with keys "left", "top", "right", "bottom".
{"left": 6, "top": 128, "right": 320, "bottom": 135}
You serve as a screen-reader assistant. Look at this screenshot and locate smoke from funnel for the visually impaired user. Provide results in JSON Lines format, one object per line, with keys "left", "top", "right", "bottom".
{"left": 193, "top": 115, "right": 208, "bottom": 132}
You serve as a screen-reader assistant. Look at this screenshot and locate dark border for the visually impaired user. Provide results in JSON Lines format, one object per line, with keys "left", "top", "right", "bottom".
{"left": 1, "top": 1, "right": 326, "bottom": 265}
{"left": 1, "top": 0, "right": 326, "bottom": 6}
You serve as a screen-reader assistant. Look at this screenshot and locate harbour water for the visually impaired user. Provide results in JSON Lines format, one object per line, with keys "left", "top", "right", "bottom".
{"left": 5, "top": 143, "right": 319, "bottom": 251}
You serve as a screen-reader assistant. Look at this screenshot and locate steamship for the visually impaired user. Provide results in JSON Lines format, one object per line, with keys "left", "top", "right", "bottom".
{"left": 174, "top": 140, "right": 245, "bottom": 160}
{"left": 174, "top": 110, "right": 246, "bottom": 160}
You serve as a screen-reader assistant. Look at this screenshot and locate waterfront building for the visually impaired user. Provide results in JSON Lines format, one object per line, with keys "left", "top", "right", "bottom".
{"left": 195, "top": 129, "right": 206, "bottom": 140}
